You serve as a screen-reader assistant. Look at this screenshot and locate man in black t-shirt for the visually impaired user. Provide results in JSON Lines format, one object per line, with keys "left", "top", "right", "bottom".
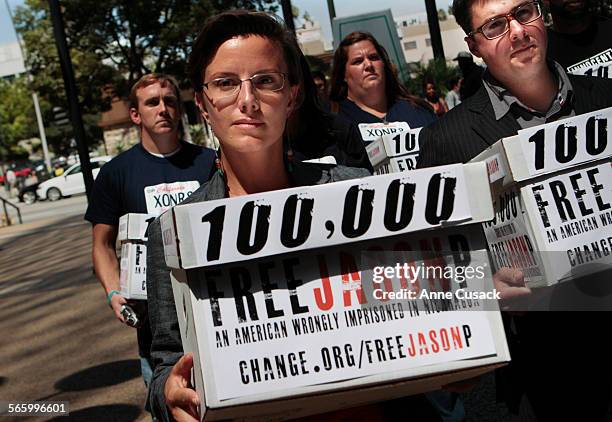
{"left": 85, "top": 74, "right": 214, "bottom": 390}
{"left": 546, "top": 0, "right": 612, "bottom": 76}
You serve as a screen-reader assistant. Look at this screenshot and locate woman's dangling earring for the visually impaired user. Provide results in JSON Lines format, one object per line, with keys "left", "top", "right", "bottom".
{"left": 286, "top": 135, "right": 294, "bottom": 173}
{"left": 215, "top": 147, "right": 230, "bottom": 197}
{"left": 215, "top": 148, "right": 224, "bottom": 177}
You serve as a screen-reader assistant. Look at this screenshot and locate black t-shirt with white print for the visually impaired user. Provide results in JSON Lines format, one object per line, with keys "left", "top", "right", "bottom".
{"left": 547, "top": 19, "right": 612, "bottom": 77}
{"left": 85, "top": 141, "right": 215, "bottom": 225}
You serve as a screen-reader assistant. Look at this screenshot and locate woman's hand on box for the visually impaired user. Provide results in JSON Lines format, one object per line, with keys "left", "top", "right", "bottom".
{"left": 165, "top": 353, "right": 200, "bottom": 421}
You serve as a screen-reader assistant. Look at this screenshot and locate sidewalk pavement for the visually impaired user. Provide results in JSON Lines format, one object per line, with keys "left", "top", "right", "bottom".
{"left": 0, "top": 214, "right": 148, "bottom": 421}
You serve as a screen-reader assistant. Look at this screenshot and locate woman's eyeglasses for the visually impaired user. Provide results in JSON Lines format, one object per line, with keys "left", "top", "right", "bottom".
{"left": 202, "top": 72, "right": 287, "bottom": 100}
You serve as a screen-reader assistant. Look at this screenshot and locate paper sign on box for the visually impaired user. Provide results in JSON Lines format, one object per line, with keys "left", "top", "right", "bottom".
{"left": 567, "top": 48, "right": 612, "bottom": 78}
{"left": 358, "top": 121, "right": 410, "bottom": 142}
{"left": 500, "top": 107, "right": 612, "bottom": 183}
{"left": 472, "top": 110, "right": 612, "bottom": 286}
{"left": 375, "top": 155, "right": 419, "bottom": 175}
{"left": 366, "top": 128, "right": 422, "bottom": 174}
{"left": 161, "top": 163, "right": 493, "bottom": 269}
{"left": 482, "top": 186, "right": 549, "bottom": 286}
{"left": 520, "top": 161, "right": 612, "bottom": 284}
{"left": 170, "top": 225, "right": 509, "bottom": 420}
{"left": 119, "top": 242, "right": 147, "bottom": 300}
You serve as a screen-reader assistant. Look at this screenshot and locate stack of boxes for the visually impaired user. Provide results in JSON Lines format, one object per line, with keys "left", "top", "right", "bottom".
{"left": 366, "top": 128, "right": 422, "bottom": 174}
{"left": 117, "top": 213, "right": 155, "bottom": 300}
{"left": 471, "top": 107, "right": 612, "bottom": 286}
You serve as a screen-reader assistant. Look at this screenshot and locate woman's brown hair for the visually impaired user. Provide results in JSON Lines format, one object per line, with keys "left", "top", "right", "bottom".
{"left": 187, "top": 10, "right": 303, "bottom": 108}
{"left": 329, "top": 31, "right": 429, "bottom": 110}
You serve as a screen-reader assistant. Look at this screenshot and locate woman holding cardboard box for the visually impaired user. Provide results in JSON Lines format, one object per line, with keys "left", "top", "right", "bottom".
{"left": 144, "top": 11, "right": 380, "bottom": 421}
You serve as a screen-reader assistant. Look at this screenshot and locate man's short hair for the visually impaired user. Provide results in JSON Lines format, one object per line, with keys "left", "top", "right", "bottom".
{"left": 129, "top": 73, "right": 181, "bottom": 110}
{"left": 453, "top": 0, "right": 475, "bottom": 35}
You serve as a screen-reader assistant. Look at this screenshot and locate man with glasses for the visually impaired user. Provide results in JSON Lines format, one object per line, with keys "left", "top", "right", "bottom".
{"left": 418, "top": 0, "right": 612, "bottom": 419}
{"left": 419, "top": 0, "right": 612, "bottom": 164}
{"left": 85, "top": 74, "right": 215, "bottom": 398}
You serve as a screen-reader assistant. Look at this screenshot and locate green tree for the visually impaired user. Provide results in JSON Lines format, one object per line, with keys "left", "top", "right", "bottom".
{"left": 406, "top": 58, "right": 460, "bottom": 96}
{"left": 0, "top": 77, "right": 40, "bottom": 159}
{"left": 14, "top": 0, "right": 123, "bottom": 153}
{"left": 13, "top": 0, "right": 279, "bottom": 153}
{"left": 17, "top": 0, "right": 278, "bottom": 87}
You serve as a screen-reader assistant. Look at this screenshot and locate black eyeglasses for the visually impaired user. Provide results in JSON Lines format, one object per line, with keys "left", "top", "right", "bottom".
{"left": 468, "top": 1, "right": 542, "bottom": 40}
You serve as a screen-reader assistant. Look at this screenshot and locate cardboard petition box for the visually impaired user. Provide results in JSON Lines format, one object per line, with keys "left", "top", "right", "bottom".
{"left": 168, "top": 224, "right": 509, "bottom": 421}
{"left": 366, "top": 128, "right": 422, "bottom": 175}
{"left": 471, "top": 108, "right": 612, "bottom": 286}
{"left": 118, "top": 213, "right": 156, "bottom": 242}
{"left": 119, "top": 242, "right": 147, "bottom": 300}
{"left": 118, "top": 213, "right": 155, "bottom": 300}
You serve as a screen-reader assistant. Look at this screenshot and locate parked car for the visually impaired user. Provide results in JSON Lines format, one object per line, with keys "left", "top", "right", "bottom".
{"left": 36, "top": 156, "right": 112, "bottom": 201}
{"left": 19, "top": 183, "right": 40, "bottom": 205}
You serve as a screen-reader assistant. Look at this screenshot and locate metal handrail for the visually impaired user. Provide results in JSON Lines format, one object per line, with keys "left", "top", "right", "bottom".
{"left": 1, "top": 196, "right": 22, "bottom": 226}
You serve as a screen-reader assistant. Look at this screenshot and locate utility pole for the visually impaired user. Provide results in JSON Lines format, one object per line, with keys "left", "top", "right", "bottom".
{"left": 280, "top": 0, "right": 296, "bottom": 33}
{"left": 4, "top": 0, "right": 52, "bottom": 174}
{"left": 424, "top": 0, "right": 446, "bottom": 65}
{"left": 327, "top": 0, "right": 336, "bottom": 23}
{"left": 48, "top": 0, "right": 94, "bottom": 200}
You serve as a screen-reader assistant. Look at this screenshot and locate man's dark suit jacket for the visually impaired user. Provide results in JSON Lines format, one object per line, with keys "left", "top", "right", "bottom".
{"left": 418, "top": 74, "right": 612, "bottom": 166}
{"left": 417, "top": 75, "right": 612, "bottom": 420}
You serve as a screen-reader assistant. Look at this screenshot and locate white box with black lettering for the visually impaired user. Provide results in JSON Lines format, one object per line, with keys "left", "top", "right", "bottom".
{"left": 118, "top": 213, "right": 155, "bottom": 300}
{"left": 119, "top": 242, "right": 148, "bottom": 300}
{"left": 118, "top": 213, "right": 156, "bottom": 242}
{"left": 471, "top": 107, "right": 612, "bottom": 286}
{"left": 366, "top": 128, "right": 422, "bottom": 174}
{"left": 160, "top": 164, "right": 511, "bottom": 421}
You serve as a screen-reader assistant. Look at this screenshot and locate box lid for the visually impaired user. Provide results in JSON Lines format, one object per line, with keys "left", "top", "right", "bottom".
{"left": 164, "top": 163, "right": 494, "bottom": 269}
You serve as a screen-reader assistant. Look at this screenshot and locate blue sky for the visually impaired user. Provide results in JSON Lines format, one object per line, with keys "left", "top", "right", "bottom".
{"left": 1, "top": 0, "right": 454, "bottom": 45}
{"left": 1, "top": 0, "right": 23, "bottom": 44}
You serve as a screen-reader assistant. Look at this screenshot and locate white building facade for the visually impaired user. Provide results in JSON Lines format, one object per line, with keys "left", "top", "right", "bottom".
{"left": 296, "top": 17, "right": 331, "bottom": 56}
{"left": 0, "top": 42, "right": 25, "bottom": 79}
{"left": 398, "top": 16, "right": 475, "bottom": 64}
